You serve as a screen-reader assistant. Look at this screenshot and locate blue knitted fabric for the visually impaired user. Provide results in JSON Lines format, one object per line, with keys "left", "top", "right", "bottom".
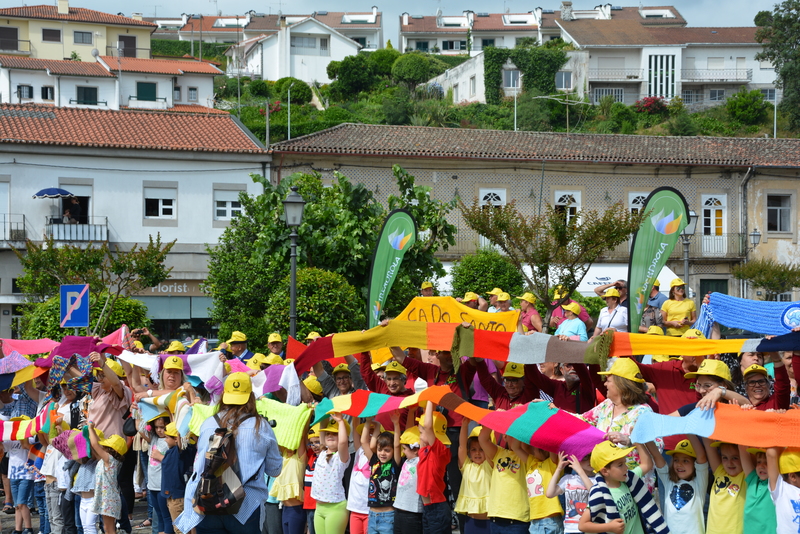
{"left": 707, "top": 292, "right": 800, "bottom": 335}
{"left": 691, "top": 303, "right": 714, "bottom": 338}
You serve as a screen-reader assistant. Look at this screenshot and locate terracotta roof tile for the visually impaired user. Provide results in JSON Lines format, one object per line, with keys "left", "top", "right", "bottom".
{"left": 271, "top": 123, "right": 800, "bottom": 168}
{"left": 100, "top": 56, "right": 221, "bottom": 75}
{"left": 400, "top": 16, "right": 468, "bottom": 34}
{"left": 182, "top": 15, "right": 244, "bottom": 33}
{"left": 559, "top": 20, "right": 760, "bottom": 46}
{"left": 121, "top": 104, "right": 229, "bottom": 114}
{"left": 0, "top": 104, "right": 264, "bottom": 154}
{"left": 313, "top": 12, "right": 382, "bottom": 29}
{"left": 241, "top": 14, "right": 282, "bottom": 31}
{"left": 0, "top": 5, "right": 155, "bottom": 27}
{"left": 647, "top": 27, "right": 759, "bottom": 45}
{"left": 0, "top": 55, "right": 115, "bottom": 77}
{"left": 472, "top": 14, "right": 537, "bottom": 32}
{"left": 541, "top": 5, "right": 686, "bottom": 28}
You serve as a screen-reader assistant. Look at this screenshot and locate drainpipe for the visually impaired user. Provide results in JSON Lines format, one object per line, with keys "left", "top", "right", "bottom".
{"left": 740, "top": 166, "right": 754, "bottom": 297}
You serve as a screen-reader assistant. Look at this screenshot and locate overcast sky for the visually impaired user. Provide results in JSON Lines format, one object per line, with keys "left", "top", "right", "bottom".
{"left": 23, "top": 0, "right": 766, "bottom": 44}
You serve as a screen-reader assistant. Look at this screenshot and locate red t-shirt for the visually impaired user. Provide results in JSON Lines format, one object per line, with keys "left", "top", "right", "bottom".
{"left": 303, "top": 450, "right": 317, "bottom": 510}
{"left": 417, "top": 438, "right": 449, "bottom": 505}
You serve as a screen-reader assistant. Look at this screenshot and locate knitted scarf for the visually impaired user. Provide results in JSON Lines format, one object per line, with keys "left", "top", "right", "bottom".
{"left": 588, "top": 470, "right": 668, "bottom": 534}
{"left": 707, "top": 292, "right": 800, "bottom": 335}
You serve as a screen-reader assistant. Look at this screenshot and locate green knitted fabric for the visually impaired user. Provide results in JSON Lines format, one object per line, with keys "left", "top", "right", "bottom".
{"left": 256, "top": 398, "right": 312, "bottom": 450}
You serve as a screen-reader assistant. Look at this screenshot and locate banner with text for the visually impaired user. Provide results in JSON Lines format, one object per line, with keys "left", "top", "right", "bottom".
{"left": 398, "top": 296, "right": 519, "bottom": 332}
{"left": 628, "top": 187, "right": 689, "bottom": 331}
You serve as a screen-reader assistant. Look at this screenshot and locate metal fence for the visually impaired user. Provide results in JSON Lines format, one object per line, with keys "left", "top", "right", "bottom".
{"left": 0, "top": 213, "right": 26, "bottom": 243}
{"left": 45, "top": 216, "right": 108, "bottom": 242}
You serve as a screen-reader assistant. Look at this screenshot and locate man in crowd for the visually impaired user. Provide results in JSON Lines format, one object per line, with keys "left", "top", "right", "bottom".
{"left": 421, "top": 281, "right": 435, "bottom": 296}
{"left": 219, "top": 331, "right": 254, "bottom": 362}
{"left": 267, "top": 333, "right": 284, "bottom": 358}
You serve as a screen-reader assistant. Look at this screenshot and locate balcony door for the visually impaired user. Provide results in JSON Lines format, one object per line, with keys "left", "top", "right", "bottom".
{"left": 118, "top": 35, "right": 137, "bottom": 57}
{"left": 702, "top": 194, "right": 727, "bottom": 256}
{"left": 0, "top": 27, "right": 18, "bottom": 51}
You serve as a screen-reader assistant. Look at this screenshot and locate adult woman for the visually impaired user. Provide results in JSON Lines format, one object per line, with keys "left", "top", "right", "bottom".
{"left": 175, "top": 372, "right": 282, "bottom": 534}
{"left": 661, "top": 278, "right": 696, "bottom": 337}
{"left": 592, "top": 288, "right": 628, "bottom": 339}
{"left": 517, "top": 293, "right": 542, "bottom": 333}
{"left": 678, "top": 358, "right": 748, "bottom": 414}
{"left": 741, "top": 363, "right": 790, "bottom": 411}
{"left": 554, "top": 302, "right": 588, "bottom": 341}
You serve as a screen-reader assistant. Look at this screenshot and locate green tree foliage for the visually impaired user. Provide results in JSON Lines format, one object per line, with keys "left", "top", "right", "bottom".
{"left": 515, "top": 37, "right": 538, "bottom": 48}
{"left": 326, "top": 60, "right": 341, "bottom": 80}
{"left": 275, "top": 77, "right": 312, "bottom": 104}
{"left": 732, "top": 258, "right": 800, "bottom": 301}
{"left": 368, "top": 48, "right": 401, "bottom": 77}
{"left": 450, "top": 247, "right": 525, "bottom": 298}
{"left": 151, "top": 39, "right": 230, "bottom": 65}
{"left": 248, "top": 79, "right": 271, "bottom": 98}
{"left": 726, "top": 86, "right": 769, "bottom": 125}
{"left": 516, "top": 90, "right": 553, "bottom": 131}
{"left": 392, "top": 53, "right": 431, "bottom": 86}
{"left": 382, "top": 86, "right": 413, "bottom": 125}
{"left": 459, "top": 200, "right": 644, "bottom": 331}
{"left": 755, "top": 0, "right": 800, "bottom": 130}
{"left": 20, "top": 293, "right": 149, "bottom": 341}
{"left": 483, "top": 47, "right": 568, "bottom": 105}
{"left": 331, "top": 54, "right": 375, "bottom": 100}
{"left": 667, "top": 112, "right": 699, "bottom": 136}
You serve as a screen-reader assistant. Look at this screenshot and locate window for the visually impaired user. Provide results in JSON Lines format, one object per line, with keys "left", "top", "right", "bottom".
{"left": 42, "top": 29, "right": 61, "bottom": 42}
{"left": 709, "top": 89, "right": 725, "bottom": 101}
{"left": 290, "top": 36, "right": 316, "bottom": 48}
{"left": 188, "top": 87, "right": 198, "bottom": 102}
{"left": 469, "top": 76, "right": 476, "bottom": 96}
{"left": 702, "top": 196, "right": 725, "bottom": 236}
{"left": 707, "top": 57, "right": 724, "bottom": 70}
{"left": 74, "top": 31, "right": 92, "bottom": 44}
{"left": 17, "top": 85, "right": 32, "bottom": 99}
{"left": 481, "top": 38, "right": 495, "bottom": 48}
{"left": 759, "top": 59, "right": 774, "bottom": 69}
{"left": 648, "top": 54, "right": 675, "bottom": 98}
{"left": 76, "top": 86, "right": 98, "bottom": 105}
{"left": 320, "top": 38, "right": 328, "bottom": 52}
{"left": 137, "top": 82, "right": 157, "bottom": 101}
{"left": 353, "top": 37, "right": 366, "bottom": 47}
{"left": 594, "top": 88, "right": 624, "bottom": 103}
{"left": 442, "top": 40, "right": 467, "bottom": 50}
{"left": 41, "top": 86, "right": 54, "bottom": 100}
{"left": 503, "top": 69, "right": 520, "bottom": 88}
{"left": 555, "top": 71, "right": 572, "bottom": 90}
{"left": 453, "top": 83, "right": 459, "bottom": 102}
{"left": 144, "top": 187, "right": 176, "bottom": 219}
{"left": 11, "top": 278, "right": 21, "bottom": 294}
{"left": 173, "top": 86, "right": 182, "bottom": 101}
{"left": 555, "top": 191, "right": 581, "bottom": 224}
{"left": 778, "top": 292, "right": 793, "bottom": 302}
{"left": 628, "top": 192, "right": 648, "bottom": 215}
{"left": 415, "top": 41, "right": 429, "bottom": 52}
{"left": 761, "top": 88, "right": 776, "bottom": 102}
{"left": 681, "top": 89, "right": 696, "bottom": 104}
{"left": 214, "top": 190, "right": 242, "bottom": 220}
{"left": 767, "top": 195, "right": 791, "bottom": 233}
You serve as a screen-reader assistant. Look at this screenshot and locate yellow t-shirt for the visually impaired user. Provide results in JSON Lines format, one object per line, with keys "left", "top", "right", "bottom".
{"left": 661, "top": 299, "right": 697, "bottom": 336}
{"left": 526, "top": 456, "right": 563, "bottom": 520}
{"left": 706, "top": 465, "right": 746, "bottom": 534}
{"left": 488, "top": 448, "right": 529, "bottom": 522}
{"left": 454, "top": 458, "right": 492, "bottom": 515}
{"left": 270, "top": 450, "right": 306, "bottom": 502}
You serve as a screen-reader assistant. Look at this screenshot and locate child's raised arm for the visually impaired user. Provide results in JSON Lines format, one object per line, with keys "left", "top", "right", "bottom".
{"left": 87, "top": 422, "right": 109, "bottom": 464}
{"left": 738, "top": 444, "right": 754, "bottom": 477}
{"left": 458, "top": 418, "right": 470, "bottom": 469}
{"left": 702, "top": 437, "right": 721, "bottom": 472}
{"left": 508, "top": 436, "right": 529, "bottom": 464}
{"left": 391, "top": 411, "right": 401, "bottom": 464}
{"left": 568, "top": 454, "right": 595, "bottom": 490}
{"left": 634, "top": 443, "right": 652, "bottom": 475}
{"left": 477, "top": 424, "right": 497, "bottom": 461}
{"left": 766, "top": 446, "right": 781, "bottom": 492}
{"left": 362, "top": 416, "right": 375, "bottom": 461}
{"left": 644, "top": 441, "right": 665, "bottom": 469}
{"left": 420, "top": 401, "right": 436, "bottom": 447}
{"left": 687, "top": 434, "right": 707, "bottom": 465}
{"left": 331, "top": 412, "right": 350, "bottom": 463}
{"left": 545, "top": 451, "right": 568, "bottom": 498}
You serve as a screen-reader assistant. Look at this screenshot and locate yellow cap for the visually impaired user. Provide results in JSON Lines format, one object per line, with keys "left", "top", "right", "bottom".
{"left": 268, "top": 333, "right": 282, "bottom": 344}
{"left": 166, "top": 340, "right": 186, "bottom": 353}
{"left": 133, "top": 340, "right": 144, "bottom": 350}
{"left": 779, "top": 449, "right": 800, "bottom": 474}
{"left": 743, "top": 364, "right": 769, "bottom": 379}
{"left": 684, "top": 359, "right": 731, "bottom": 381}
{"left": 320, "top": 418, "right": 351, "bottom": 436}
{"left": 356, "top": 421, "right": 384, "bottom": 436}
{"left": 415, "top": 412, "right": 450, "bottom": 445}
{"left": 332, "top": 363, "right": 351, "bottom": 375}
{"left": 264, "top": 353, "right": 284, "bottom": 366}
{"left": 308, "top": 423, "right": 321, "bottom": 439}
{"left": 303, "top": 376, "right": 323, "bottom": 396}
{"left": 561, "top": 302, "right": 581, "bottom": 315}
{"left": 503, "top": 362, "right": 524, "bottom": 379}
{"left": 246, "top": 353, "right": 268, "bottom": 370}
{"left": 647, "top": 326, "right": 664, "bottom": 335}
{"left": 223, "top": 372, "right": 252, "bottom": 405}
{"left": 670, "top": 278, "right": 686, "bottom": 288}
{"left": 10, "top": 415, "right": 30, "bottom": 422}
{"left": 306, "top": 332, "right": 321, "bottom": 341}
{"left": 517, "top": 292, "right": 536, "bottom": 304}
{"left": 384, "top": 361, "right": 407, "bottom": 375}
{"left": 400, "top": 426, "right": 421, "bottom": 446}
{"left": 99, "top": 434, "right": 128, "bottom": 457}
{"left": 553, "top": 285, "right": 567, "bottom": 300}
{"left": 666, "top": 439, "right": 697, "bottom": 458}
{"left": 602, "top": 288, "right": 620, "bottom": 298}
{"left": 371, "top": 362, "right": 384, "bottom": 371}
{"left": 462, "top": 291, "right": 479, "bottom": 303}
{"left": 487, "top": 287, "right": 503, "bottom": 296}
{"left": 164, "top": 422, "right": 179, "bottom": 438}
{"left": 468, "top": 425, "right": 496, "bottom": 443}
{"left": 421, "top": 281, "right": 433, "bottom": 290}
{"left": 681, "top": 328, "right": 705, "bottom": 339}
{"left": 591, "top": 440, "right": 634, "bottom": 472}
{"left": 496, "top": 292, "right": 511, "bottom": 302}
{"left": 653, "top": 279, "right": 662, "bottom": 287}
{"left": 163, "top": 356, "right": 185, "bottom": 372}
{"left": 227, "top": 331, "right": 248, "bottom": 344}
{"left": 94, "top": 359, "right": 125, "bottom": 378}
{"left": 597, "top": 358, "right": 645, "bottom": 383}
{"left": 284, "top": 358, "right": 295, "bottom": 365}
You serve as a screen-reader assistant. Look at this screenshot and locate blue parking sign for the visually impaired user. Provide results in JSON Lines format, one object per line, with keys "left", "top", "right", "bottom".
{"left": 60, "top": 284, "right": 90, "bottom": 328}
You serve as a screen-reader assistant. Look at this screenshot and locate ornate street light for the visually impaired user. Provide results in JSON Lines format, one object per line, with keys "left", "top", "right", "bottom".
{"left": 282, "top": 186, "right": 306, "bottom": 338}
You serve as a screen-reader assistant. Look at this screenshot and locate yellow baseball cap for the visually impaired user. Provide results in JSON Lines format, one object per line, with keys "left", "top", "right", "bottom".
{"left": 246, "top": 353, "right": 268, "bottom": 370}
{"left": 268, "top": 333, "right": 282, "bottom": 344}
{"left": 468, "top": 425, "right": 496, "bottom": 443}
{"left": 284, "top": 358, "right": 295, "bottom": 365}
{"left": 303, "top": 376, "right": 323, "bottom": 396}
{"left": 223, "top": 372, "right": 252, "bottom": 405}
{"left": 666, "top": 439, "right": 697, "bottom": 458}
{"left": 684, "top": 359, "right": 731, "bottom": 381}
{"left": 356, "top": 421, "right": 384, "bottom": 436}
{"left": 94, "top": 359, "right": 125, "bottom": 378}
{"left": 647, "top": 326, "right": 664, "bottom": 335}
{"left": 421, "top": 281, "right": 433, "bottom": 290}
{"left": 670, "top": 278, "right": 686, "bottom": 288}
{"left": 306, "top": 332, "right": 321, "bottom": 341}
{"left": 681, "top": 328, "right": 705, "bottom": 339}
{"left": 487, "top": 287, "right": 503, "bottom": 296}
{"left": 99, "top": 434, "right": 128, "bottom": 457}
{"left": 653, "top": 280, "right": 662, "bottom": 287}
{"left": 747, "top": 447, "right": 766, "bottom": 455}
{"left": 591, "top": 440, "right": 634, "bottom": 472}
{"left": 561, "top": 302, "right": 581, "bottom": 315}
{"left": 332, "top": 363, "right": 351, "bottom": 375}
{"left": 415, "top": 412, "right": 450, "bottom": 445}
{"left": 163, "top": 356, "right": 185, "bottom": 371}
{"left": 308, "top": 423, "right": 321, "bottom": 439}
{"left": 371, "top": 362, "right": 385, "bottom": 371}
{"left": 133, "top": 340, "right": 144, "bottom": 350}
{"left": 227, "top": 331, "right": 248, "bottom": 344}
{"left": 320, "top": 418, "right": 351, "bottom": 436}
{"left": 517, "top": 292, "right": 536, "bottom": 304}
{"left": 743, "top": 364, "right": 769, "bottom": 379}
{"left": 462, "top": 292, "right": 479, "bottom": 303}
{"left": 597, "top": 358, "right": 645, "bottom": 383}
{"left": 384, "top": 361, "right": 407, "bottom": 375}
{"left": 497, "top": 292, "right": 511, "bottom": 302}
{"left": 503, "top": 362, "right": 524, "bottom": 379}
{"left": 164, "top": 422, "right": 179, "bottom": 438}
{"left": 264, "top": 353, "right": 284, "bottom": 366}
{"left": 602, "top": 288, "right": 620, "bottom": 298}
{"left": 166, "top": 340, "right": 186, "bottom": 353}
{"left": 779, "top": 449, "right": 800, "bottom": 474}
{"left": 400, "top": 426, "right": 421, "bottom": 446}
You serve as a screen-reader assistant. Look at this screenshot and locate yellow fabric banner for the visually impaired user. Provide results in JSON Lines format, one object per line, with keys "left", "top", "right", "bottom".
{"left": 396, "top": 296, "right": 519, "bottom": 332}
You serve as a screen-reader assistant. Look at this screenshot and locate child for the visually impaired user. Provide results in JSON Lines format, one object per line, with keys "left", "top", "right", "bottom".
{"left": 579, "top": 440, "right": 665, "bottom": 534}
{"left": 394, "top": 425, "right": 424, "bottom": 534}
{"left": 416, "top": 401, "right": 451, "bottom": 534}
{"left": 523, "top": 445, "right": 563, "bottom": 534}
{"left": 271, "top": 419, "right": 309, "bottom": 534}
{"left": 87, "top": 423, "right": 127, "bottom": 534}
{"left": 161, "top": 422, "right": 193, "bottom": 534}
{"left": 349, "top": 420, "right": 381, "bottom": 534}
{"left": 646, "top": 436, "right": 708, "bottom": 533}
{"left": 477, "top": 425, "right": 530, "bottom": 529}
{"left": 311, "top": 413, "right": 351, "bottom": 534}
{"left": 363, "top": 412, "right": 402, "bottom": 534}
{"left": 305, "top": 424, "right": 322, "bottom": 534}
{"left": 703, "top": 439, "right": 746, "bottom": 534}
{"left": 146, "top": 416, "right": 172, "bottom": 534}
{"left": 739, "top": 446, "right": 776, "bottom": 534}
{"left": 546, "top": 452, "right": 594, "bottom": 534}
{"left": 454, "top": 421, "right": 491, "bottom": 534}
{"left": 767, "top": 446, "right": 800, "bottom": 534}
{"left": 3, "top": 418, "right": 35, "bottom": 534}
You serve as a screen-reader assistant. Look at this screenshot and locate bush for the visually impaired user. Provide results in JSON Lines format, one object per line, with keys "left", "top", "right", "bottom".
{"left": 326, "top": 60, "right": 341, "bottom": 81}
{"left": 322, "top": 106, "right": 355, "bottom": 122}
{"left": 248, "top": 79, "right": 271, "bottom": 98}
{"left": 598, "top": 95, "right": 615, "bottom": 118}
{"left": 633, "top": 96, "right": 668, "bottom": 115}
{"left": 368, "top": 48, "right": 401, "bottom": 77}
{"left": 263, "top": 268, "right": 366, "bottom": 339}
{"left": 726, "top": 86, "right": 769, "bottom": 125}
{"left": 667, "top": 112, "right": 699, "bottom": 136}
{"left": 275, "top": 77, "right": 312, "bottom": 105}
{"left": 609, "top": 102, "right": 637, "bottom": 128}
{"left": 450, "top": 247, "right": 525, "bottom": 300}
{"left": 416, "top": 82, "right": 444, "bottom": 100}
{"left": 336, "top": 54, "right": 375, "bottom": 95}
{"left": 383, "top": 86, "right": 412, "bottom": 124}
{"left": 392, "top": 53, "right": 431, "bottom": 86}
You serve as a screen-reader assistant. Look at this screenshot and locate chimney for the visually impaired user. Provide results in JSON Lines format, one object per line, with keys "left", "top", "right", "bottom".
{"left": 131, "top": 12, "right": 143, "bottom": 21}
{"left": 372, "top": 6, "right": 378, "bottom": 17}
{"left": 280, "top": 15, "right": 287, "bottom": 28}
{"left": 402, "top": 12, "right": 408, "bottom": 25}
{"left": 57, "top": 0, "right": 69, "bottom": 15}
{"left": 560, "top": 1, "right": 573, "bottom": 21}
{"left": 181, "top": 13, "right": 189, "bottom": 25}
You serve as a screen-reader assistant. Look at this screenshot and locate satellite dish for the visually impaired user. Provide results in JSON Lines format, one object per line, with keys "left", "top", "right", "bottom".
{"left": 91, "top": 48, "right": 99, "bottom": 57}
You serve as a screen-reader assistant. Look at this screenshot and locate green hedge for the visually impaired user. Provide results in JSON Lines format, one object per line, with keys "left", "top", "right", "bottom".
{"left": 436, "top": 55, "right": 470, "bottom": 68}
{"left": 483, "top": 47, "right": 568, "bottom": 105}
{"left": 151, "top": 39, "right": 230, "bottom": 67}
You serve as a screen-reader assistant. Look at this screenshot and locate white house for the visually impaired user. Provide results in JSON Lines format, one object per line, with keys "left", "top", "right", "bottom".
{"left": 0, "top": 104, "right": 269, "bottom": 340}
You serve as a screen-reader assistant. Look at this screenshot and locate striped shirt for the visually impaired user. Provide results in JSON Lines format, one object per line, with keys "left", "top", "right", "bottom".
{"left": 174, "top": 413, "right": 282, "bottom": 532}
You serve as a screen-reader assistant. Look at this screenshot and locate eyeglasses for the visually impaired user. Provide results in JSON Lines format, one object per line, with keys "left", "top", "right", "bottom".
{"left": 334, "top": 376, "right": 351, "bottom": 382}
{"left": 745, "top": 379, "right": 768, "bottom": 387}
{"left": 694, "top": 381, "right": 718, "bottom": 391}
{"left": 383, "top": 375, "right": 403, "bottom": 382}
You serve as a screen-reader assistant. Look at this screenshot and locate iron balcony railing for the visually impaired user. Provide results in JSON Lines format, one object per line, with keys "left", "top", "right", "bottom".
{"left": 588, "top": 69, "right": 646, "bottom": 81}
{"left": 105, "top": 46, "right": 152, "bottom": 59}
{"left": 0, "top": 39, "right": 31, "bottom": 53}
{"left": 45, "top": 215, "right": 108, "bottom": 242}
{"left": 600, "top": 233, "right": 746, "bottom": 260}
{"left": 0, "top": 213, "right": 26, "bottom": 243}
{"left": 681, "top": 69, "right": 752, "bottom": 82}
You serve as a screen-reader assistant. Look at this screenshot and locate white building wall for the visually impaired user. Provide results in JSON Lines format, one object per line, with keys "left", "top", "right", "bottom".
{"left": 429, "top": 52, "right": 485, "bottom": 104}
{"left": 59, "top": 78, "right": 118, "bottom": 108}
{"left": 291, "top": 30, "right": 359, "bottom": 84}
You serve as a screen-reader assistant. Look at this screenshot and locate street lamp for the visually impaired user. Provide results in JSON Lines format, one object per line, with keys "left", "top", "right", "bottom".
{"left": 749, "top": 228, "right": 762, "bottom": 250}
{"left": 513, "top": 73, "right": 524, "bottom": 131}
{"left": 287, "top": 81, "right": 295, "bottom": 140}
{"left": 282, "top": 186, "right": 306, "bottom": 339}
{"left": 680, "top": 210, "right": 698, "bottom": 290}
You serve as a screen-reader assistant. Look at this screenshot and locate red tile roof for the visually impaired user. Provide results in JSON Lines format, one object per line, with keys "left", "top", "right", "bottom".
{"left": 0, "top": 104, "right": 264, "bottom": 154}
{"left": 541, "top": 5, "right": 686, "bottom": 28}
{"left": 181, "top": 16, "right": 245, "bottom": 33}
{"left": 647, "top": 27, "right": 759, "bottom": 45}
{"left": 0, "top": 55, "right": 115, "bottom": 77}
{"left": 559, "top": 20, "right": 760, "bottom": 46}
{"left": 401, "top": 14, "right": 537, "bottom": 34}
{"left": 0, "top": 5, "right": 156, "bottom": 27}
{"left": 400, "top": 16, "right": 469, "bottom": 34}
{"left": 313, "top": 12, "right": 382, "bottom": 29}
{"left": 164, "top": 104, "right": 229, "bottom": 114}
{"left": 271, "top": 123, "right": 800, "bottom": 168}
{"left": 100, "top": 56, "right": 222, "bottom": 75}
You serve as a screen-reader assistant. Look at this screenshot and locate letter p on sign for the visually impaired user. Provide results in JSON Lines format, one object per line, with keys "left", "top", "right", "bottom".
{"left": 60, "top": 284, "right": 90, "bottom": 328}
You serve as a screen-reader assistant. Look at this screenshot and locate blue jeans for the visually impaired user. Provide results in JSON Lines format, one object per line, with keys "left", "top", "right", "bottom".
{"left": 153, "top": 491, "right": 173, "bottom": 534}
{"left": 196, "top": 506, "right": 261, "bottom": 534}
{"left": 489, "top": 518, "right": 529, "bottom": 534}
{"left": 464, "top": 517, "right": 490, "bottom": 534}
{"left": 307, "top": 510, "right": 316, "bottom": 534}
{"left": 421, "top": 502, "right": 450, "bottom": 534}
{"left": 282, "top": 504, "right": 306, "bottom": 534}
{"left": 36, "top": 481, "right": 50, "bottom": 534}
{"left": 10, "top": 478, "right": 34, "bottom": 508}
{"left": 528, "top": 516, "right": 563, "bottom": 534}
{"left": 368, "top": 509, "right": 394, "bottom": 534}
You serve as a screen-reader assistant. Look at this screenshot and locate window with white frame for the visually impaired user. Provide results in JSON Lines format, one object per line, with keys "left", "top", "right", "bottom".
{"left": 628, "top": 192, "right": 648, "bottom": 215}
{"left": 555, "top": 191, "right": 581, "bottom": 224}
{"left": 761, "top": 88, "right": 776, "bottom": 102}
{"left": 74, "top": 31, "right": 92, "bottom": 44}
{"left": 469, "top": 76, "right": 476, "bottom": 96}
{"left": 778, "top": 292, "right": 793, "bottom": 302}
{"left": 442, "top": 40, "right": 467, "bottom": 50}
{"left": 17, "top": 85, "right": 32, "bottom": 99}
{"left": 453, "top": 83, "right": 459, "bottom": 102}
{"left": 555, "top": 71, "right": 572, "bottom": 90}
{"left": 144, "top": 187, "right": 176, "bottom": 219}
{"left": 709, "top": 89, "right": 725, "bottom": 101}
{"left": 479, "top": 188, "right": 506, "bottom": 207}
{"left": 188, "top": 87, "right": 198, "bottom": 102}
{"left": 42, "top": 29, "right": 61, "bottom": 42}
{"left": 173, "top": 86, "right": 182, "bottom": 101}
{"left": 503, "top": 69, "right": 520, "bottom": 88}
{"left": 594, "top": 88, "right": 624, "bottom": 103}
{"left": 681, "top": 89, "right": 696, "bottom": 104}
{"left": 290, "top": 36, "right": 316, "bottom": 48}
{"left": 759, "top": 59, "right": 774, "bottom": 69}
{"left": 767, "top": 194, "right": 792, "bottom": 233}
{"left": 41, "top": 86, "right": 54, "bottom": 100}
{"left": 214, "top": 190, "right": 242, "bottom": 220}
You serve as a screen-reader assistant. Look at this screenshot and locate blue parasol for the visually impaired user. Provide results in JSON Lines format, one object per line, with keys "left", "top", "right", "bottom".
{"left": 32, "top": 187, "right": 75, "bottom": 199}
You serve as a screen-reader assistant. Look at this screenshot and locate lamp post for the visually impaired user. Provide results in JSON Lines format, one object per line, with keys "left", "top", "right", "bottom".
{"left": 287, "top": 82, "right": 295, "bottom": 140}
{"left": 282, "top": 186, "right": 306, "bottom": 339}
{"left": 513, "top": 73, "right": 524, "bottom": 131}
{"left": 680, "top": 210, "right": 698, "bottom": 292}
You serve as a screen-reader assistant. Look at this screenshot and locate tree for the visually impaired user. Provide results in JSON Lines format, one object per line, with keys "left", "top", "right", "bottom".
{"left": 666, "top": 112, "right": 699, "bottom": 136}
{"left": 391, "top": 53, "right": 431, "bottom": 86}
{"left": 450, "top": 247, "right": 525, "bottom": 299}
{"left": 248, "top": 79, "right": 271, "bottom": 98}
{"left": 368, "top": 48, "right": 401, "bottom": 77}
{"left": 726, "top": 86, "right": 769, "bottom": 125}
{"left": 331, "top": 54, "right": 375, "bottom": 99}
{"left": 755, "top": 0, "right": 800, "bottom": 130}
{"left": 326, "top": 60, "right": 341, "bottom": 81}
{"left": 732, "top": 258, "right": 800, "bottom": 301}
{"left": 459, "top": 200, "right": 644, "bottom": 331}
{"left": 275, "top": 77, "right": 312, "bottom": 104}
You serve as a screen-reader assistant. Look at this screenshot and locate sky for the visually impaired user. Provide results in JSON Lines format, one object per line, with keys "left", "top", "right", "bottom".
{"left": 10, "top": 0, "right": 767, "bottom": 44}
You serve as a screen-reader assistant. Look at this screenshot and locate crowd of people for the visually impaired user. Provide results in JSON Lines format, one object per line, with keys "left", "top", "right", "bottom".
{"left": 0, "top": 277, "right": 797, "bottom": 534}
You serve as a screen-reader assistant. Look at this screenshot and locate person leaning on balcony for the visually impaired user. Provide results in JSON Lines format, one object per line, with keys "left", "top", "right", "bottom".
{"left": 661, "top": 278, "right": 696, "bottom": 337}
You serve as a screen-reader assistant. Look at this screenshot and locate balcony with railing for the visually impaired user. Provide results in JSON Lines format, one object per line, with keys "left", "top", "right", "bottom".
{"left": 588, "top": 69, "right": 645, "bottom": 81}
{"left": 290, "top": 46, "right": 330, "bottom": 57}
{"left": 0, "top": 214, "right": 26, "bottom": 247}
{"left": 681, "top": 69, "right": 752, "bottom": 82}
{"left": 0, "top": 39, "right": 31, "bottom": 54}
{"left": 600, "top": 233, "right": 746, "bottom": 261}
{"left": 45, "top": 216, "right": 108, "bottom": 242}
{"left": 105, "top": 46, "right": 152, "bottom": 59}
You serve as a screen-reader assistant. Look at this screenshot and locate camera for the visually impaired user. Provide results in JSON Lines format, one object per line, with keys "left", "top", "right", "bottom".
{"left": 132, "top": 328, "right": 144, "bottom": 336}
